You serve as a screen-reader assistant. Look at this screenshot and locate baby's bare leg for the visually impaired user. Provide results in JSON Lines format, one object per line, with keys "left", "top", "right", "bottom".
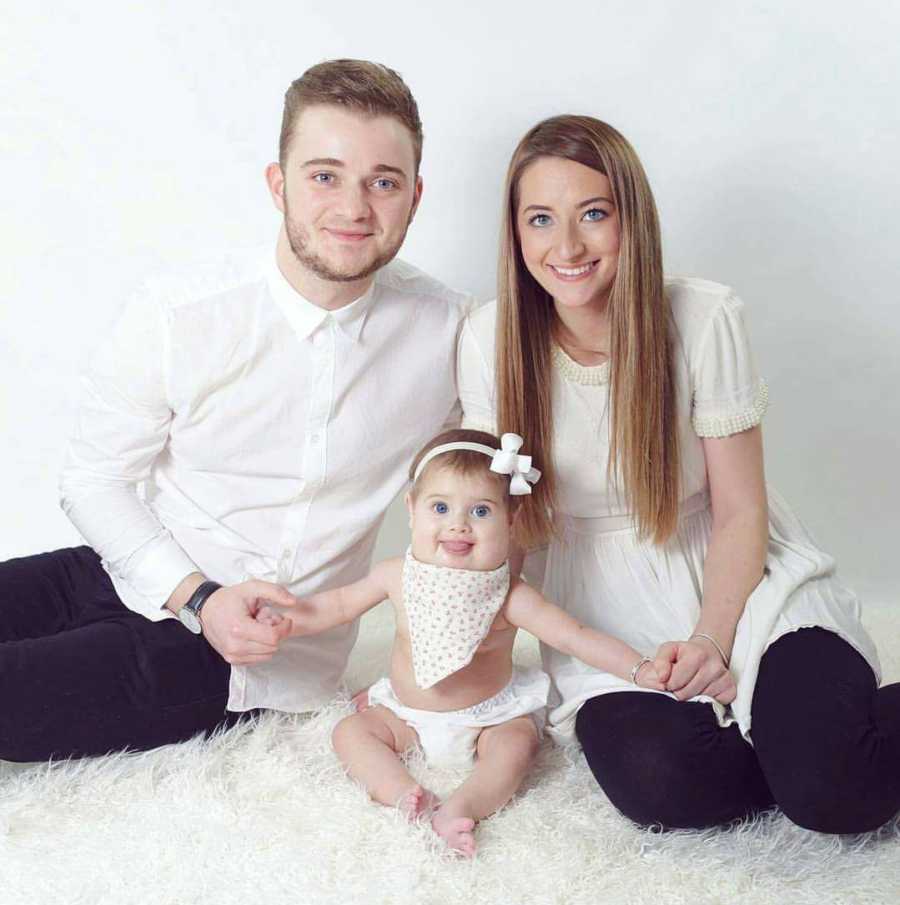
{"left": 332, "top": 705, "right": 437, "bottom": 819}
{"left": 432, "top": 716, "right": 540, "bottom": 857}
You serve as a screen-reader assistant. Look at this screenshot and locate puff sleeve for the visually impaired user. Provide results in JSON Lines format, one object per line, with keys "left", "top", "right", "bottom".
{"left": 690, "top": 296, "right": 769, "bottom": 438}
{"left": 456, "top": 310, "right": 499, "bottom": 434}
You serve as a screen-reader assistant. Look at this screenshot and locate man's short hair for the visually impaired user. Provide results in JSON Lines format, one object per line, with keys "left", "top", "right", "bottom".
{"left": 279, "top": 59, "right": 423, "bottom": 172}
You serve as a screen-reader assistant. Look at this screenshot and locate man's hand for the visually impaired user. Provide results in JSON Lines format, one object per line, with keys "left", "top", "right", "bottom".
{"left": 653, "top": 639, "right": 736, "bottom": 705}
{"left": 199, "top": 581, "right": 297, "bottom": 665}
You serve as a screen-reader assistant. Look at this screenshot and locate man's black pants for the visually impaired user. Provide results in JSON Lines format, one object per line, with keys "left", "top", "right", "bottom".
{"left": 0, "top": 546, "right": 241, "bottom": 762}
{"left": 576, "top": 628, "right": 900, "bottom": 833}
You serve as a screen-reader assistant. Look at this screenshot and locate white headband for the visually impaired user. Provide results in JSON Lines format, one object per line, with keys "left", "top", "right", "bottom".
{"left": 412, "top": 432, "right": 542, "bottom": 496}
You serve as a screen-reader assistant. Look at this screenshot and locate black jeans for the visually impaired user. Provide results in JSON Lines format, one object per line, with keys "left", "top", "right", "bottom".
{"left": 576, "top": 628, "right": 900, "bottom": 834}
{"left": 0, "top": 546, "right": 244, "bottom": 762}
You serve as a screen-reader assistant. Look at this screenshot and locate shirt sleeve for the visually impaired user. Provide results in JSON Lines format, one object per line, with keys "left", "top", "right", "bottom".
{"left": 690, "top": 295, "right": 769, "bottom": 439}
{"left": 456, "top": 314, "right": 498, "bottom": 435}
{"left": 59, "top": 289, "right": 200, "bottom": 618}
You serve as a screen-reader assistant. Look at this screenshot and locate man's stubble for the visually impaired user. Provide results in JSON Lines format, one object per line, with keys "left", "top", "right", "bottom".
{"left": 283, "top": 195, "right": 415, "bottom": 284}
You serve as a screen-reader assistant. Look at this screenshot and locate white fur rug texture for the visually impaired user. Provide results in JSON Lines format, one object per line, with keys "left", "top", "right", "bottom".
{"left": 1, "top": 601, "right": 898, "bottom": 905}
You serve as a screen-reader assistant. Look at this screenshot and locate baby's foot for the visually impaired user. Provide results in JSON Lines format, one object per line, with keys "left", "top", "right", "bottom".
{"left": 398, "top": 785, "right": 439, "bottom": 821}
{"left": 431, "top": 808, "right": 477, "bottom": 858}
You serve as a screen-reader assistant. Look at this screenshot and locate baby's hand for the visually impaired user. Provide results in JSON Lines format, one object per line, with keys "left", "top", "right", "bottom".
{"left": 255, "top": 604, "right": 286, "bottom": 627}
{"left": 634, "top": 659, "right": 666, "bottom": 691}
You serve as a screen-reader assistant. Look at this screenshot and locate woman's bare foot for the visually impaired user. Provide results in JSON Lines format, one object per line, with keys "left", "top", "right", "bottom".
{"left": 431, "top": 807, "right": 476, "bottom": 857}
{"left": 398, "top": 784, "right": 439, "bottom": 821}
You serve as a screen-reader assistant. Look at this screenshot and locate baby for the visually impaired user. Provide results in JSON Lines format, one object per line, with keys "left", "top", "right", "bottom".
{"left": 261, "top": 429, "right": 664, "bottom": 857}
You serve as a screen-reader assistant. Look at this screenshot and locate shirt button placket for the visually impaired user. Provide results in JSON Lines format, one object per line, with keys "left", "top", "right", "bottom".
{"left": 279, "top": 320, "right": 333, "bottom": 585}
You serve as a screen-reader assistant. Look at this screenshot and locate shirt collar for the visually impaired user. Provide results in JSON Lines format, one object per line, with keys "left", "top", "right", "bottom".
{"left": 265, "top": 254, "right": 376, "bottom": 344}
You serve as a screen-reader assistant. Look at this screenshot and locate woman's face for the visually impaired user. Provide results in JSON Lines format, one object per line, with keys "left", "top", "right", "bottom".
{"left": 516, "top": 156, "right": 620, "bottom": 315}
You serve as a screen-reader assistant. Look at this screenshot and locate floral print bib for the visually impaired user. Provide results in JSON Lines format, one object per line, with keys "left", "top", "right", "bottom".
{"left": 402, "top": 548, "right": 510, "bottom": 689}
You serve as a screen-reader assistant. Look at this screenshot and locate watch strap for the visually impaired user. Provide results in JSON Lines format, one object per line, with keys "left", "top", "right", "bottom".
{"left": 183, "top": 580, "right": 223, "bottom": 621}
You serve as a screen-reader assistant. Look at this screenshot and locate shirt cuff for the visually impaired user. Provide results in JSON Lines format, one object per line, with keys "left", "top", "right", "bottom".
{"left": 111, "top": 534, "right": 202, "bottom": 619}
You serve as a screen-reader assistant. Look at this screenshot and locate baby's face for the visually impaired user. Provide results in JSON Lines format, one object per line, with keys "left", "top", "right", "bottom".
{"left": 407, "top": 465, "right": 512, "bottom": 571}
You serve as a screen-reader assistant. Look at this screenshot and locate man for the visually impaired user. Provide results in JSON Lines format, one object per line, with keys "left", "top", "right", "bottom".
{"left": 0, "top": 59, "right": 472, "bottom": 761}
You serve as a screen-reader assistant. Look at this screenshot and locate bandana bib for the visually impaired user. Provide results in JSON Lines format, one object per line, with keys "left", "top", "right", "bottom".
{"left": 402, "top": 548, "right": 510, "bottom": 690}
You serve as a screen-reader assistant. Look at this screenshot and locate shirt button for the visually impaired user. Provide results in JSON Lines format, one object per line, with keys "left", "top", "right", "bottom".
{"left": 310, "top": 432, "right": 320, "bottom": 445}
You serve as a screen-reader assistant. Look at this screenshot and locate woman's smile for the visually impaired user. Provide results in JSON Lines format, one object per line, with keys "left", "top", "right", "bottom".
{"left": 547, "top": 260, "right": 600, "bottom": 281}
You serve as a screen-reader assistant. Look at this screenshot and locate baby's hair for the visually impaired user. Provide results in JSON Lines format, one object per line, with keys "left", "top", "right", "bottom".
{"left": 408, "top": 428, "right": 511, "bottom": 500}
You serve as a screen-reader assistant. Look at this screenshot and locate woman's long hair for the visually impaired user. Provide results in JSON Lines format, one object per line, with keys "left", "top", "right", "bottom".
{"left": 496, "top": 115, "right": 679, "bottom": 548}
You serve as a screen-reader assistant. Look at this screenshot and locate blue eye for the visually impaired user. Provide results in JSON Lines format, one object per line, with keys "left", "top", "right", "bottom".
{"left": 313, "top": 172, "right": 335, "bottom": 184}
{"left": 528, "top": 213, "right": 552, "bottom": 227}
{"left": 472, "top": 504, "right": 491, "bottom": 518}
{"left": 372, "top": 177, "right": 397, "bottom": 190}
{"left": 582, "top": 208, "right": 608, "bottom": 222}
{"left": 433, "top": 502, "right": 449, "bottom": 514}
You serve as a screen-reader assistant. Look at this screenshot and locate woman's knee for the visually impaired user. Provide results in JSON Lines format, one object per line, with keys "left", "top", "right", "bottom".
{"left": 576, "top": 695, "right": 696, "bottom": 825}
{"left": 752, "top": 628, "right": 899, "bottom": 833}
{"left": 768, "top": 762, "right": 898, "bottom": 834}
{"left": 576, "top": 693, "right": 772, "bottom": 829}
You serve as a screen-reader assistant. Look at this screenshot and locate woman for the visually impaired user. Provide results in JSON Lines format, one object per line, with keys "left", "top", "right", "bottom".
{"left": 457, "top": 115, "right": 899, "bottom": 832}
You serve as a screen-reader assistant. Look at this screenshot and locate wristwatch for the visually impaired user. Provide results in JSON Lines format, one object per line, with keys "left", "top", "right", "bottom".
{"left": 177, "top": 580, "right": 222, "bottom": 634}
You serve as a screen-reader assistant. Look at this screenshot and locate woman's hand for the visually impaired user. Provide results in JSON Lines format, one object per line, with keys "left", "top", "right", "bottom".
{"left": 653, "top": 638, "right": 736, "bottom": 704}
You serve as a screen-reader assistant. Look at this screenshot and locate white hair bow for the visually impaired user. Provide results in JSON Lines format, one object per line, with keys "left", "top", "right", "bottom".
{"left": 489, "top": 433, "right": 542, "bottom": 496}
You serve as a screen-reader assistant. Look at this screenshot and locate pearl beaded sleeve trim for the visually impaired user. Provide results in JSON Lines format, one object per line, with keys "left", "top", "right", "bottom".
{"left": 692, "top": 379, "right": 769, "bottom": 438}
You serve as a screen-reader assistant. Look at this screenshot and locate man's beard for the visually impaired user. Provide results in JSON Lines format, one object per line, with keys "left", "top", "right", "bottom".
{"left": 284, "top": 203, "right": 411, "bottom": 284}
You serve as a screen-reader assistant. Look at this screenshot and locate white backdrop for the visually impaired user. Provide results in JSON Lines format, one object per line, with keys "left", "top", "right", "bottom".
{"left": 2, "top": 1, "right": 898, "bottom": 603}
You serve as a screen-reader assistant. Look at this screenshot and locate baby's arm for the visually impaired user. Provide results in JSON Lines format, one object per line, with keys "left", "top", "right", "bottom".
{"left": 263, "top": 559, "right": 398, "bottom": 637}
{"left": 504, "top": 581, "right": 664, "bottom": 690}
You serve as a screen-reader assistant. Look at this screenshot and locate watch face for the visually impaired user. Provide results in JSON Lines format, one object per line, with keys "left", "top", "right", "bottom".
{"left": 178, "top": 607, "right": 202, "bottom": 634}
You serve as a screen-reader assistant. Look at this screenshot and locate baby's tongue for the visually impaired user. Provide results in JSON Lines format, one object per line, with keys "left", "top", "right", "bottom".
{"left": 442, "top": 541, "right": 473, "bottom": 555}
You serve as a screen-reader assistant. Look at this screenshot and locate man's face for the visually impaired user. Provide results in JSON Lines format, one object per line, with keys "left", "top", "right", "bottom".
{"left": 272, "top": 105, "right": 421, "bottom": 283}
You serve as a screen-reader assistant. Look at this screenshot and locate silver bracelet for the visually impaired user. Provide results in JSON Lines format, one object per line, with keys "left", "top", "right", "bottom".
{"left": 690, "top": 632, "right": 730, "bottom": 668}
{"left": 629, "top": 656, "right": 652, "bottom": 685}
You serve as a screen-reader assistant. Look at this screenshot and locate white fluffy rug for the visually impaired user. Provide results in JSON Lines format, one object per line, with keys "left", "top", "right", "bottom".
{"left": 2, "top": 603, "right": 898, "bottom": 905}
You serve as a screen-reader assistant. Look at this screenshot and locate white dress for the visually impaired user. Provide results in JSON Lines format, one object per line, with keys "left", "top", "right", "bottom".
{"left": 458, "top": 277, "right": 881, "bottom": 744}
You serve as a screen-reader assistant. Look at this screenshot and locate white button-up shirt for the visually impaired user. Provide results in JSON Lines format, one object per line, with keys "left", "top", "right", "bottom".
{"left": 60, "top": 248, "right": 473, "bottom": 712}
